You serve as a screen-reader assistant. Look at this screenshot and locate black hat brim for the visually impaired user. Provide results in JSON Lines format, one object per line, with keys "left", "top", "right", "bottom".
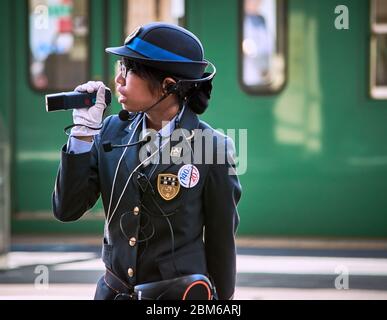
{"left": 105, "top": 45, "right": 208, "bottom": 79}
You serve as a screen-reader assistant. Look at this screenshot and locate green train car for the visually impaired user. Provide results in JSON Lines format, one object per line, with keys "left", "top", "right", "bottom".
{"left": 0, "top": 0, "right": 387, "bottom": 237}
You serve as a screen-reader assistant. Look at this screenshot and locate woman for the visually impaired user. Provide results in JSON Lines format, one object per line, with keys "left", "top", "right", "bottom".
{"left": 53, "top": 22, "right": 241, "bottom": 300}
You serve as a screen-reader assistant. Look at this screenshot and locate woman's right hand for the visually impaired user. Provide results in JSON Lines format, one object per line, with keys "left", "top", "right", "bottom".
{"left": 71, "top": 81, "right": 107, "bottom": 138}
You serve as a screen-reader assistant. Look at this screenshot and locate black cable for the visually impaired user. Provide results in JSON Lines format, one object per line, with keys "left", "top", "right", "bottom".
{"left": 149, "top": 196, "right": 181, "bottom": 277}
{"left": 119, "top": 211, "right": 155, "bottom": 244}
{"left": 134, "top": 169, "right": 181, "bottom": 276}
{"left": 117, "top": 99, "right": 188, "bottom": 279}
{"left": 134, "top": 170, "right": 156, "bottom": 195}
{"left": 63, "top": 123, "right": 103, "bottom": 136}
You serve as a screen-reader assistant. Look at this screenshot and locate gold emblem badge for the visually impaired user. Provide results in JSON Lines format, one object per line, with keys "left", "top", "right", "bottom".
{"left": 157, "top": 174, "right": 180, "bottom": 201}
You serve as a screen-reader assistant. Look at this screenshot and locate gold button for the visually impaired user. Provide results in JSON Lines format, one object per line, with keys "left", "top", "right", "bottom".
{"left": 129, "top": 237, "right": 136, "bottom": 247}
{"left": 128, "top": 268, "right": 134, "bottom": 277}
{"left": 133, "top": 206, "right": 140, "bottom": 215}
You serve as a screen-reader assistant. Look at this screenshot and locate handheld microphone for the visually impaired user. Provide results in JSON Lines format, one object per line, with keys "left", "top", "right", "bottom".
{"left": 45, "top": 88, "right": 112, "bottom": 112}
{"left": 102, "top": 135, "right": 152, "bottom": 152}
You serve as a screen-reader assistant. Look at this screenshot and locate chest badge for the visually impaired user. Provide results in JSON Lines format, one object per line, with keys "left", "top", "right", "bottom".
{"left": 170, "top": 146, "right": 182, "bottom": 158}
{"left": 178, "top": 164, "right": 200, "bottom": 188}
{"left": 157, "top": 174, "right": 180, "bottom": 201}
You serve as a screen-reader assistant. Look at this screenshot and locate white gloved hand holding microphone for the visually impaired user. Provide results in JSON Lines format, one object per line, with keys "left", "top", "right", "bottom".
{"left": 71, "top": 81, "right": 107, "bottom": 141}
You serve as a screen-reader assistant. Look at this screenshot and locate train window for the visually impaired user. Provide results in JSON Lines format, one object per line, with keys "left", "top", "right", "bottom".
{"left": 240, "top": 0, "right": 286, "bottom": 94}
{"left": 28, "top": 0, "right": 89, "bottom": 91}
{"left": 370, "top": 0, "right": 387, "bottom": 99}
{"left": 124, "top": 0, "right": 185, "bottom": 35}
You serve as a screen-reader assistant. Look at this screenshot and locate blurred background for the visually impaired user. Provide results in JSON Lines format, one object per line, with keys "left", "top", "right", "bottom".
{"left": 0, "top": 0, "right": 387, "bottom": 300}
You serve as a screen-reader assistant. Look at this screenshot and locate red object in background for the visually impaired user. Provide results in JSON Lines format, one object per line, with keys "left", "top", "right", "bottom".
{"left": 58, "top": 18, "right": 73, "bottom": 33}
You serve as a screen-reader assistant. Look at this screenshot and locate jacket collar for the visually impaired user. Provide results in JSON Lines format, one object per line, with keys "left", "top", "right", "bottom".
{"left": 120, "top": 106, "right": 200, "bottom": 178}
{"left": 141, "top": 104, "right": 186, "bottom": 139}
{"left": 148, "top": 106, "right": 200, "bottom": 179}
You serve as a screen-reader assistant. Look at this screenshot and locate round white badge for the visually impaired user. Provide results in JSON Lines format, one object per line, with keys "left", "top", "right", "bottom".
{"left": 178, "top": 164, "right": 200, "bottom": 188}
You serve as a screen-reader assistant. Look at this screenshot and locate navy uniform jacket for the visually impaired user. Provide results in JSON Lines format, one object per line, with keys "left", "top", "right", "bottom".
{"left": 52, "top": 106, "right": 241, "bottom": 300}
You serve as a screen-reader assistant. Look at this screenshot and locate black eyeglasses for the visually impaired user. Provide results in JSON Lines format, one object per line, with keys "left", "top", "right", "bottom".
{"left": 118, "top": 59, "right": 136, "bottom": 78}
{"left": 119, "top": 60, "right": 128, "bottom": 79}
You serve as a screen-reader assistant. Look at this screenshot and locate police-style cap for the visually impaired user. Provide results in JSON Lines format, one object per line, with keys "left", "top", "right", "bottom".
{"left": 105, "top": 22, "right": 209, "bottom": 79}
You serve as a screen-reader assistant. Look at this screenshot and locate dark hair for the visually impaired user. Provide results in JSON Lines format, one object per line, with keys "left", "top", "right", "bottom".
{"left": 123, "top": 58, "right": 212, "bottom": 114}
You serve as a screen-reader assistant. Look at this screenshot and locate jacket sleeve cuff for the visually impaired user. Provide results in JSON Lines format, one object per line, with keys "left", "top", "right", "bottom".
{"left": 67, "top": 136, "right": 93, "bottom": 154}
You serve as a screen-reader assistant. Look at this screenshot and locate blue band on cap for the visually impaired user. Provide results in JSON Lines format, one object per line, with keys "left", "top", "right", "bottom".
{"left": 126, "top": 37, "right": 193, "bottom": 62}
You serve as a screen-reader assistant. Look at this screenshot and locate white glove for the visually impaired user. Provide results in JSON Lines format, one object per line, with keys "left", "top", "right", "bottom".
{"left": 71, "top": 81, "right": 107, "bottom": 137}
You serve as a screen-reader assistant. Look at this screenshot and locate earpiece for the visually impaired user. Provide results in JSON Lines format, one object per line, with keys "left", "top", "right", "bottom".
{"left": 165, "top": 82, "right": 179, "bottom": 95}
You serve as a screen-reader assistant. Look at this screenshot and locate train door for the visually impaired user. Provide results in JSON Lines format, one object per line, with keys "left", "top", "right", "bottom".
{"left": 11, "top": 0, "right": 124, "bottom": 234}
